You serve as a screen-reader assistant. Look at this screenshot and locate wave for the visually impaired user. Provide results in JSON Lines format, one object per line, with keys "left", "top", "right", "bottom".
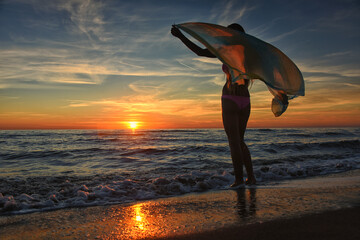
{"left": 1, "top": 156, "right": 359, "bottom": 215}
{"left": 1, "top": 150, "right": 73, "bottom": 160}
{"left": 1, "top": 139, "right": 357, "bottom": 164}
{"left": 256, "top": 129, "right": 273, "bottom": 132}
{"left": 0, "top": 133, "right": 53, "bottom": 138}
{"left": 285, "top": 133, "right": 314, "bottom": 137}
{"left": 318, "top": 140, "right": 359, "bottom": 148}
{"left": 256, "top": 158, "right": 358, "bottom": 180}
{"left": 120, "top": 148, "right": 173, "bottom": 156}
{"left": 0, "top": 171, "right": 232, "bottom": 215}
{"left": 268, "top": 140, "right": 359, "bottom": 151}
{"left": 324, "top": 131, "right": 350, "bottom": 136}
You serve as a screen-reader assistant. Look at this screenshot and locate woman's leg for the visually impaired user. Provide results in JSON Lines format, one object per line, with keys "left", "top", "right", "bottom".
{"left": 222, "top": 99, "right": 244, "bottom": 184}
{"left": 238, "top": 105, "right": 256, "bottom": 184}
{"left": 242, "top": 143, "right": 256, "bottom": 184}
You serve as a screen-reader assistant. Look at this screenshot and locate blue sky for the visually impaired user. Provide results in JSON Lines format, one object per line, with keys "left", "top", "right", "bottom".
{"left": 0, "top": 0, "right": 359, "bottom": 129}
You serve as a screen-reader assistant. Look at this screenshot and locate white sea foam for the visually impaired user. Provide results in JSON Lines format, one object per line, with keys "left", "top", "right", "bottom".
{"left": 1, "top": 157, "right": 359, "bottom": 215}
{"left": 0, "top": 171, "right": 233, "bottom": 214}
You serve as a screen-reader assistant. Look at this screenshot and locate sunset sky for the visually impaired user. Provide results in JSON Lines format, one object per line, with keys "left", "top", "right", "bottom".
{"left": 0, "top": 0, "right": 359, "bottom": 129}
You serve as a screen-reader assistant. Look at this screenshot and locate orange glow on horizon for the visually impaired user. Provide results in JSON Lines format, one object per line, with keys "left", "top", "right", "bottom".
{"left": 0, "top": 104, "right": 359, "bottom": 129}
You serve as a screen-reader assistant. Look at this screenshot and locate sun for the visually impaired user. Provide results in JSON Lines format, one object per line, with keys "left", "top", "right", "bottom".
{"left": 128, "top": 122, "right": 138, "bottom": 130}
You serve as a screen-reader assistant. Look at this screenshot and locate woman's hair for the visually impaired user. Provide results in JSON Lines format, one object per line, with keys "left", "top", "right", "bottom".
{"left": 227, "top": 23, "right": 245, "bottom": 33}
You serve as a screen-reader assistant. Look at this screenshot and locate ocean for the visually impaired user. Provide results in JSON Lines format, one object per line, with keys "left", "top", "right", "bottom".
{"left": 0, "top": 128, "right": 359, "bottom": 215}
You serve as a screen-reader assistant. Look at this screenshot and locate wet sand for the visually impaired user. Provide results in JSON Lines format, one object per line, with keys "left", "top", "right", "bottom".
{"left": 167, "top": 206, "right": 360, "bottom": 240}
{"left": 1, "top": 170, "right": 359, "bottom": 240}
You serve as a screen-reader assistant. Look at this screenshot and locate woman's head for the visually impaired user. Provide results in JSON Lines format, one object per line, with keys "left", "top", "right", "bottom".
{"left": 227, "top": 23, "right": 245, "bottom": 33}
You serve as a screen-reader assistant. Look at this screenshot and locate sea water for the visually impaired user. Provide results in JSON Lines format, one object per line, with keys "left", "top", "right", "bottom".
{"left": 0, "top": 128, "right": 359, "bottom": 214}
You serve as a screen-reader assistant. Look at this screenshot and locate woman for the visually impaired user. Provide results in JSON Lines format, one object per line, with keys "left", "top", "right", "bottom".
{"left": 171, "top": 23, "right": 256, "bottom": 187}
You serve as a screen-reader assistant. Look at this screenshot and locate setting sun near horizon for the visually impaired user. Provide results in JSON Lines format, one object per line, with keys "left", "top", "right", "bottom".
{"left": 128, "top": 122, "right": 139, "bottom": 130}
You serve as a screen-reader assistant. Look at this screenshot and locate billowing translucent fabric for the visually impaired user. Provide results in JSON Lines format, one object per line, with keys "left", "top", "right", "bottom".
{"left": 175, "top": 22, "right": 305, "bottom": 117}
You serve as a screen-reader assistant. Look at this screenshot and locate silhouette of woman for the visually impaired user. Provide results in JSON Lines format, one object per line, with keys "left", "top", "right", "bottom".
{"left": 171, "top": 23, "right": 256, "bottom": 187}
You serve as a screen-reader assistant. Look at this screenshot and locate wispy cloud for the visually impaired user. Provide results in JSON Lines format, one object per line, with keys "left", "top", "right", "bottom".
{"left": 266, "top": 28, "right": 301, "bottom": 43}
{"left": 192, "top": 57, "right": 221, "bottom": 65}
{"left": 42, "top": 0, "right": 109, "bottom": 43}
{"left": 0, "top": 46, "right": 221, "bottom": 89}
{"left": 344, "top": 83, "right": 360, "bottom": 89}
{"left": 210, "top": 0, "right": 257, "bottom": 25}
{"left": 324, "top": 51, "right": 352, "bottom": 58}
{"left": 298, "top": 61, "right": 360, "bottom": 78}
{"left": 176, "top": 59, "right": 202, "bottom": 73}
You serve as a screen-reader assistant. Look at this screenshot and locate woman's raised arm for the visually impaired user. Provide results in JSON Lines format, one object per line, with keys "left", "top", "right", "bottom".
{"left": 171, "top": 26, "right": 216, "bottom": 58}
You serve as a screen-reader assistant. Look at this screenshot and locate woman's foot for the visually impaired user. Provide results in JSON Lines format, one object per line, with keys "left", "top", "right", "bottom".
{"left": 230, "top": 180, "right": 245, "bottom": 189}
{"left": 245, "top": 178, "right": 256, "bottom": 185}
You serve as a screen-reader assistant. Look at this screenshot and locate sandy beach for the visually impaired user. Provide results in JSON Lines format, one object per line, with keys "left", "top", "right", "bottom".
{"left": 1, "top": 170, "right": 359, "bottom": 240}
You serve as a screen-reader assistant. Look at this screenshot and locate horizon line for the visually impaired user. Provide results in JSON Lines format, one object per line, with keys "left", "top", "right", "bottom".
{"left": 1, "top": 126, "right": 359, "bottom": 131}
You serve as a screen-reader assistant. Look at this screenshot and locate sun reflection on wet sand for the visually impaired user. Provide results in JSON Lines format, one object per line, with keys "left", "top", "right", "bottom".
{"left": 106, "top": 202, "right": 171, "bottom": 239}
{"left": 105, "top": 193, "right": 247, "bottom": 239}
{"left": 101, "top": 189, "right": 259, "bottom": 239}
{"left": 126, "top": 203, "right": 156, "bottom": 238}
{"left": 134, "top": 205, "right": 144, "bottom": 229}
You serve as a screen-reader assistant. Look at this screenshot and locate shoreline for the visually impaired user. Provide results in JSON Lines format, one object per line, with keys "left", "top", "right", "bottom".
{"left": 1, "top": 170, "right": 359, "bottom": 239}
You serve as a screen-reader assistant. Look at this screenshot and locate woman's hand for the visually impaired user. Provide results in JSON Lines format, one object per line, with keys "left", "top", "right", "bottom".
{"left": 170, "top": 25, "right": 216, "bottom": 58}
{"left": 171, "top": 26, "right": 183, "bottom": 38}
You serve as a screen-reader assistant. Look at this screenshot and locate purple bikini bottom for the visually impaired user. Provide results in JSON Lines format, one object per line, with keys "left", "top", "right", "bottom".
{"left": 221, "top": 95, "right": 250, "bottom": 109}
